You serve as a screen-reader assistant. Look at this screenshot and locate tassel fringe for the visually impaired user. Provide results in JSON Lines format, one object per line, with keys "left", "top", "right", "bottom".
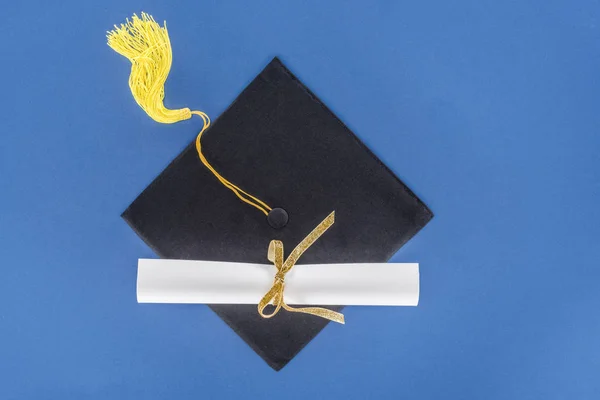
{"left": 107, "top": 13, "right": 191, "bottom": 124}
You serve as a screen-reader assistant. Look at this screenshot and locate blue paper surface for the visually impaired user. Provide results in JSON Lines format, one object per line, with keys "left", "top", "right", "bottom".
{"left": 1, "top": 1, "right": 599, "bottom": 398}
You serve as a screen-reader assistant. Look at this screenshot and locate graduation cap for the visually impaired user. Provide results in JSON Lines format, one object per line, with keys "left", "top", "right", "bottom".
{"left": 108, "top": 13, "right": 433, "bottom": 370}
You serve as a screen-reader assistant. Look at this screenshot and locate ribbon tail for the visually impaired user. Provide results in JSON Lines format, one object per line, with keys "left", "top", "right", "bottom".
{"left": 282, "top": 303, "right": 345, "bottom": 324}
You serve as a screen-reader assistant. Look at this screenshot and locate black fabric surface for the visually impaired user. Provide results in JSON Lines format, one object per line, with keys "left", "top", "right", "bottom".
{"left": 122, "top": 58, "right": 433, "bottom": 370}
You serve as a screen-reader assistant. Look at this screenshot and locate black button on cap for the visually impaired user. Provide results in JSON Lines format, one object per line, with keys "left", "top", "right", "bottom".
{"left": 267, "top": 208, "right": 289, "bottom": 229}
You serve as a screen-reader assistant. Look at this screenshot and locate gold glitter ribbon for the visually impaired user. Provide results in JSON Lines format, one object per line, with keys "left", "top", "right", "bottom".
{"left": 257, "top": 212, "right": 345, "bottom": 324}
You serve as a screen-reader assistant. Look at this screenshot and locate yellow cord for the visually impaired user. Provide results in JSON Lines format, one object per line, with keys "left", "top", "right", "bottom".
{"left": 192, "top": 111, "right": 272, "bottom": 215}
{"left": 107, "top": 13, "right": 272, "bottom": 215}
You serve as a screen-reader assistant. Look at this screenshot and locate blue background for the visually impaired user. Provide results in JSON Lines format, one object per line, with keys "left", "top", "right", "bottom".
{"left": 1, "top": 0, "right": 599, "bottom": 398}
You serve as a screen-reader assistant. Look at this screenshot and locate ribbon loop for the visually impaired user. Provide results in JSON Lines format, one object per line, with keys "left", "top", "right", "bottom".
{"left": 257, "top": 281, "right": 284, "bottom": 319}
{"left": 257, "top": 212, "right": 345, "bottom": 324}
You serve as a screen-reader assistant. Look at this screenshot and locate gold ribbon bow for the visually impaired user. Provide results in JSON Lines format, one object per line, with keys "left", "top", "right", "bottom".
{"left": 257, "top": 212, "right": 345, "bottom": 324}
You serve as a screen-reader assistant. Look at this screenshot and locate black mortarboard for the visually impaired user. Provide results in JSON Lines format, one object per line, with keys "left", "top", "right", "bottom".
{"left": 121, "top": 57, "right": 433, "bottom": 370}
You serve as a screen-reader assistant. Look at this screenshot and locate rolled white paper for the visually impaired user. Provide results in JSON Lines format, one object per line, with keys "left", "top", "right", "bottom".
{"left": 137, "top": 259, "right": 419, "bottom": 306}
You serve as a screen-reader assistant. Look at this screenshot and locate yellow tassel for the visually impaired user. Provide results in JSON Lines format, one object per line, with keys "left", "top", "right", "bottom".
{"left": 107, "top": 13, "right": 272, "bottom": 215}
{"left": 107, "top": 13, "right": 191, "bottom": 124}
